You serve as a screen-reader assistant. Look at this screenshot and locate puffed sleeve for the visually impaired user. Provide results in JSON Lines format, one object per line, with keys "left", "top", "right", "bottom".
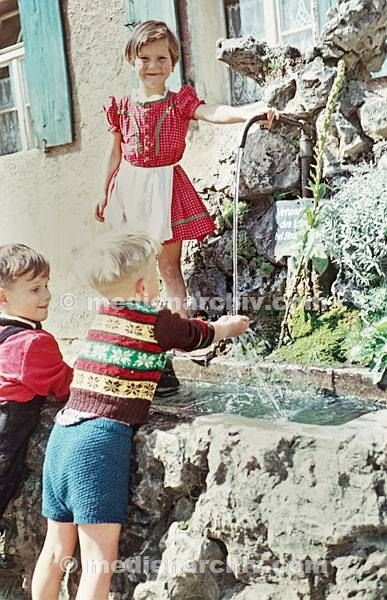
{"left": 176, "top": 84, "right": 205, "bottom": 120}
{"left": 103, "top": 96, "right": 121, "bottom": 133}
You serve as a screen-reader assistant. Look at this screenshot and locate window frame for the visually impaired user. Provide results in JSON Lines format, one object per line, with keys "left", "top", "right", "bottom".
{"left": 275, "top": 0, "right": 316, "bottom": 46}
{"left": 0, "top": 42, "right": 33, "bottom": 155}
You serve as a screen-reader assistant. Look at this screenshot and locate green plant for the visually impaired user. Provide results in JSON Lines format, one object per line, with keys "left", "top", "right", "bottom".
{"left": 352, "top": 287, "right": 387, "bottom": 324}
{"left": 350, "top": 316, "right": 387, "bottom": 383}
{"left": 237, "top": 231, "right": 256, "bottom": 264}
{"left": 301, "top": 58, "right": 347, "bottom": 274}
{"left": 319, "top": 164, "right": 387, "bottom": 291}
{"left": 217, "top": 198, "right": 248, "bottom": 230}
{"left": 275, "top": 303, "right": 361, "bottom": 366}
{"left": 266, "top": 56, "right": 285, "bottom": 77}
{"left": 273, "top": 189, "right": 301, "bottom": 201}
{"left": 258, "top": 259, "right": 275, "bottom": 277}
{"left": 278, "top": 59, "right": 346, "bottom": 347}
{"left": 286, "top": 134, "right": 300, "bottom": 151}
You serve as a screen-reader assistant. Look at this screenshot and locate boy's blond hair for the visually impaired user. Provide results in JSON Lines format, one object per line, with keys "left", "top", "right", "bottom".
{"left": 125, "top": 20, "right": 180, "bottom": 67}
{"left": 82, "top": 232, "right": 160, "bottom": 292}
{"left": 0, "top": 244, "right": 50, "bottom": 287}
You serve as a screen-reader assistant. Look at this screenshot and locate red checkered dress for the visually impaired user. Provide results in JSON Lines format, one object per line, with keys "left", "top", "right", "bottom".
{"left": 104, "top": 85, "right": 216, "bottom": 244}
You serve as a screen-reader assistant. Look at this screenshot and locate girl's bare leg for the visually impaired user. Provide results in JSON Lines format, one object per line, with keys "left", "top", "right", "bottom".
{"left": 159, "top": 241, "right": 187, "bottom": 317}
{"left": 76, "top": 523, "right": 121, "bottom": 600}
{"left": 31, "top": 520, "right": 78, "bottom": 600}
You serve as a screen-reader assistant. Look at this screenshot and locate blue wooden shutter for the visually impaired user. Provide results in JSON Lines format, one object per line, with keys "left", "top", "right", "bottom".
{"left": 126, "top": 0, "right": 182, "bottom": 90}
{"left": 318, "top": 0, "right": 335, "bottom": 31}
{"left": 18, "top": 0, "right": 73, "bottom": 148}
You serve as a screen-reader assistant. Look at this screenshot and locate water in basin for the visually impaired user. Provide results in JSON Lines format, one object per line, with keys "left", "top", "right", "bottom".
{"left": 155, "top": 379, "right": 381, "bottom": 426}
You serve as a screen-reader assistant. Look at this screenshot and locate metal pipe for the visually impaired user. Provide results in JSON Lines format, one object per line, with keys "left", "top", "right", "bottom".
{"left": 233, "top": 113, "right": 314, "bottom": 314}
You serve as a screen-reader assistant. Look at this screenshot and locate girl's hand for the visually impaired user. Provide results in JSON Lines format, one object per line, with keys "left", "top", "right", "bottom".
{"left": 259, "top": 107, "right": 279, "bottom": 129}
{"left": 95, "top": 198, "right": 108, "bottom": 222}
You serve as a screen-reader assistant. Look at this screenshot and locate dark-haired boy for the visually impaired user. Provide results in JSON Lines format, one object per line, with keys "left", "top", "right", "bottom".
{"left": 0, "top": 244, "right": 73, "bottom": 519}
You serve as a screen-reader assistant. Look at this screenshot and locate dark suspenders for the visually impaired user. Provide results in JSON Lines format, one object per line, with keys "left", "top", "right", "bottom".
{"left": 0, "top": 322, "right": 45, "bottom": 518}
{"left": 0, "top": 326, "right": 27, "bottom": 344}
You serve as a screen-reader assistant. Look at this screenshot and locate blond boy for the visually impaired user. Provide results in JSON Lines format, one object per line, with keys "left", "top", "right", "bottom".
{"left": 32, "top": 232, "right": 249, "bottom": 600}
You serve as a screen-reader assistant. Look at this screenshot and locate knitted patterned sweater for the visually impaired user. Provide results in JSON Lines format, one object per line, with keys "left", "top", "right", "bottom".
{"left": 66, "top": 301, "right": 214, "bottom": 424}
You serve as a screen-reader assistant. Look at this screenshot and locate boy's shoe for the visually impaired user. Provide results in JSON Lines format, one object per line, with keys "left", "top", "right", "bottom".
{"left": 154, "top": 357, "right": 180, "bottom": 398}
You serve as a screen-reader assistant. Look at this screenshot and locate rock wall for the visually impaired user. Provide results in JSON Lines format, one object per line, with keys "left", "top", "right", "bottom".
{"left": 1, "top": 407, "right": 386, "bottom": 599}
{"left": 186, "top": 0, "right": 387, "bottom": 337}
{"left": 216, "top": 0, "right": 387, "bottom": 174}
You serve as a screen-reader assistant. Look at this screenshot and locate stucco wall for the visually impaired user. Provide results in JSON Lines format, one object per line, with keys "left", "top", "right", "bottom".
{"left": 0, "top": 0, "right": 129, "bottom": 338}
{"left": 0, "top": 0, "right": 233, "bottom": 341}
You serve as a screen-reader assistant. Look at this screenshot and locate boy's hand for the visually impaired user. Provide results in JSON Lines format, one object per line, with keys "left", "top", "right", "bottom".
{"left": 95, "top": 198, "right": 108, "bottom": 222}
{"left": 213, "top": 315, "right": 250, "bottom": 341}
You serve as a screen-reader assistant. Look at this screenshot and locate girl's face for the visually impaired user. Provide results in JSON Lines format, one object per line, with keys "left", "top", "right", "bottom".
{"left": 134, "top": 38, "right": 173, "bottom": 94}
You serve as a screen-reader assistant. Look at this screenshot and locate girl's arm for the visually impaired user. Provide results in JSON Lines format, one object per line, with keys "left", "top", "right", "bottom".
{"left": 95, "top": 132, "right": 122, "bottom": 222}
{"left": 194, "top": 101, "right": 277, "bottom": 125}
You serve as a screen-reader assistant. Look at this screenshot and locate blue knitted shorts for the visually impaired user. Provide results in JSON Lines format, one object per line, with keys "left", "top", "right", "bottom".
{"left": 42, "top": 418, "right": 133, "bottom": 524}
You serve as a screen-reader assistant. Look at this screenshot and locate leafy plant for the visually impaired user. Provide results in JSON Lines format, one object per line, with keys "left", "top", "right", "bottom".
{"left": 258, "top": 259, "right": 275, "bottom": 277}
{"left": 217, "top": 198, "right": 248, "bottom": 230}
{"left": 301, "top": 58, "right": 347, "bottom": 275}
{"left": 285, "top": 134, "right": 300, "bottom": 151}
{"left": 319, "top": 164, "right": 387, "bottom": 291}
{"left": 350, "top": 316, "right": 387, "bottom": 383}
{"left": 278, "top": 59, "right": 346, "bottom": 347}
{"left": 352, "top": 287, "right": 387, "bottom": 325}
{"left": 266, "top": 56, "right": 286, "bottom": 77}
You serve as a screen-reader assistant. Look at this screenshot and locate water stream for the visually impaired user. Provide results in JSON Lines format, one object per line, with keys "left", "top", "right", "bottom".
{"left": 230, "top": 145, "right": 285, "bottom": 418}
{"left": 232, "top": 147, "right": 244, "bottom": 317}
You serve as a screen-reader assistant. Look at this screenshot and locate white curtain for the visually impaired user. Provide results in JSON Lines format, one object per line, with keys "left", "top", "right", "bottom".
{"left": 0, "top": 73, "right": 22, "bottom": 155}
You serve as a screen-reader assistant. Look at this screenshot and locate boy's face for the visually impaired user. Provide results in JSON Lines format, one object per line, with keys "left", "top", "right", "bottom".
{"left": 0, "top": 272, "right": 51, "bottom": 322}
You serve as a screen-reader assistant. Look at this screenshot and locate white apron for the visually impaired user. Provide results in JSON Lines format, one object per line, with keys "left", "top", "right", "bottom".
{"left": 105, "top": 160, "right": 174, "bottom": 243}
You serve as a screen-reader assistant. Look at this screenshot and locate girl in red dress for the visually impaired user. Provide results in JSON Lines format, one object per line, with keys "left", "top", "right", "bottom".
{"left": 96, "top": 20, "right": 277, "bottom": 317}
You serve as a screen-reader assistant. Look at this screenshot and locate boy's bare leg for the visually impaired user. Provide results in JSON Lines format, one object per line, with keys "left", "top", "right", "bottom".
{"left": 76, "top": 523, "right": 121, "bottom": 600}
{"left": 31, "top": 519, "right": 78, "bottom": 600}
{"left": 159, "top": 241, "right": 187, "bottom": 317}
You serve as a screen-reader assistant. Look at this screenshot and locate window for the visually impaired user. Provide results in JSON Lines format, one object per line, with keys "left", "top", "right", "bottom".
{"left": 0, "top": 1, "right": 32, "bottom": 156}
{"left": 225, "top": 0, "right": 263, "bottom": 105}
{"left": 224, "top": 0, "right": 333, "bottom": 104}
{"left": 277, "top": 0, "right": 315, "bottom": 51}
{"left": 1, "top": 0, "right": 73, "bottom": 155}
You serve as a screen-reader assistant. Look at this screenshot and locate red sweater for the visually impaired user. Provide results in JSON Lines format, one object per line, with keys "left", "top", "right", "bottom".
{"left": 0, "top": 324, "right": 73, "bottom": 403}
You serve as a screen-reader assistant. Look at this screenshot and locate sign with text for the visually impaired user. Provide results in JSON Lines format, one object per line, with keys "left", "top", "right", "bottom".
{"left": 274, "top": 199, "right": 310, "bottom": 258}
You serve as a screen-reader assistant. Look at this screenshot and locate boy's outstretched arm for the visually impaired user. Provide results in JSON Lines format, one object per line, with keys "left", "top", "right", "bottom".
{"left": 194, "top": 102, "right": 278, "bottom": 126}
{"left": 154, "top": 310, "right": 250, "bottom": 353}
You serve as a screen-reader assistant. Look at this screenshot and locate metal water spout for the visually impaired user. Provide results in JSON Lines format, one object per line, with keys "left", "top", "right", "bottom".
{"left": 232, "top": 114, "right": 313, "bottom": 315}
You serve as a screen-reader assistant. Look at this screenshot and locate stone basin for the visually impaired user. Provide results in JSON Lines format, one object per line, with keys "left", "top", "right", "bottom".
{"left": 1, "top": 363, "right": 386, "bottom": 599}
